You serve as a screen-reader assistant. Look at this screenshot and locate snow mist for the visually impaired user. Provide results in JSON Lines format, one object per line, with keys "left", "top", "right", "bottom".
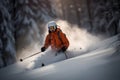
{"left": 55, "top": 20, "right": 103, "bottom": 53}
{"left": 19, "top": 19, "right": 104, "bottom": 69}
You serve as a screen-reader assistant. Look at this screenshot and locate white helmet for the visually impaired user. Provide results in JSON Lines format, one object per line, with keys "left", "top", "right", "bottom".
{"left": 48, "top": 21, "right": 57, "bottom": 30}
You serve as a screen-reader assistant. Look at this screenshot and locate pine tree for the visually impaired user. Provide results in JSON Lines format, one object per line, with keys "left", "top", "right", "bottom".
{"left": 91, "top": 0, "right": 120, "bottom": 36}
{"left": 14, "top": 0, "right": 56, "bottom": 57}
{"left": 0, "top": 0, "right": 16, "bottom": 68}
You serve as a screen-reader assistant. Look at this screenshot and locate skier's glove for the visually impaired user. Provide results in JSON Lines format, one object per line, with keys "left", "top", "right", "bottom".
{"left": 61, "top": 46, "right": 67, "bottom": 52}
{"left": 41, "top": 47, "right": 46, "bottom": 52}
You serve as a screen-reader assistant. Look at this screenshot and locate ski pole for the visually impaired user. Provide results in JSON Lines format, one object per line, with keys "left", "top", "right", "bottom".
{"left": 20, "top": 51, "right": 41, "bottom": 62}
{"left": 55, "top": 51, "right": 68, "bottom": 59}
{"left": 64, "top": 52, "right": 68, "bottom": 59}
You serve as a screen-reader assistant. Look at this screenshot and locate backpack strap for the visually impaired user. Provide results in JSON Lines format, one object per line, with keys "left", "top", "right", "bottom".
{"left": 48, "top": 29, "right": 64, "bottom": 45}
{"left": 48, "top": 33, "right": 51, "bottom": 44}
{"left": 57, "top": 30, "right": 64, "bottom": 45}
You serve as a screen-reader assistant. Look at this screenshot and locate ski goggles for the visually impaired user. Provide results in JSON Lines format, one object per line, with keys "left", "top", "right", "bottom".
{"left": 49, "top": 26, "right": 56, "bottom": 31}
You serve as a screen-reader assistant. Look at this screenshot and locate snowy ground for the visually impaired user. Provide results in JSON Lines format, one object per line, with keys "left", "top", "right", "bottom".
{"left": 0, "top": 34, "right": 120, "bottom": 80}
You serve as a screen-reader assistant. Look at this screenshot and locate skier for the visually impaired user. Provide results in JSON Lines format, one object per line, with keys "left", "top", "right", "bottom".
{"left": 41, "top": 21, "right": 69, "bottom": 55}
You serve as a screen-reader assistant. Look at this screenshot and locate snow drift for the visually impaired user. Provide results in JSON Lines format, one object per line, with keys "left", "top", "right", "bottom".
{"left": 0, "top": 34, "right": 120, "bottom": 80}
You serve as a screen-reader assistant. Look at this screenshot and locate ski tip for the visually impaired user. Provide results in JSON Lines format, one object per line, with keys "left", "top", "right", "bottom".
{"left": 20, "top": 59, "right": 23, "bottom": 62}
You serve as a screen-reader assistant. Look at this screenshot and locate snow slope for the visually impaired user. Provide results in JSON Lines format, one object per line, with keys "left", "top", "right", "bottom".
{"left": 0, "top": 34, "right": 120, "bottom": 80}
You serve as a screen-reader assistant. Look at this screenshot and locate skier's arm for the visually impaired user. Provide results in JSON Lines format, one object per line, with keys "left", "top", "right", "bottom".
{"left": 44, "top": 34, "right": 50, "bottom": 49}
{"left": 60, "top": 32, "right": 69, "bottom": 49}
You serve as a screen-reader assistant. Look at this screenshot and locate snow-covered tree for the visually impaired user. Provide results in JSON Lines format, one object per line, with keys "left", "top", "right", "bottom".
{"left": 0, "top": 0, "right": 16, "bottom": 68}
{"left": 52, "top": 0, "right": 120, "bottom": 37}
{"left": 89, "top": 0, "right": 120, "bottom": 36}
{"left": 0, "top": 0, "right": 56, "bottom": 68}
{"left": 14, "top": 0, "right": 56, "bottom": 57}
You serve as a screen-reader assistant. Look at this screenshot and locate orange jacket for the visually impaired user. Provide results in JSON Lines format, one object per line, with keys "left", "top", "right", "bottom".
{"left": 43, "top": 28, "right": 69, "bottom": 51}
